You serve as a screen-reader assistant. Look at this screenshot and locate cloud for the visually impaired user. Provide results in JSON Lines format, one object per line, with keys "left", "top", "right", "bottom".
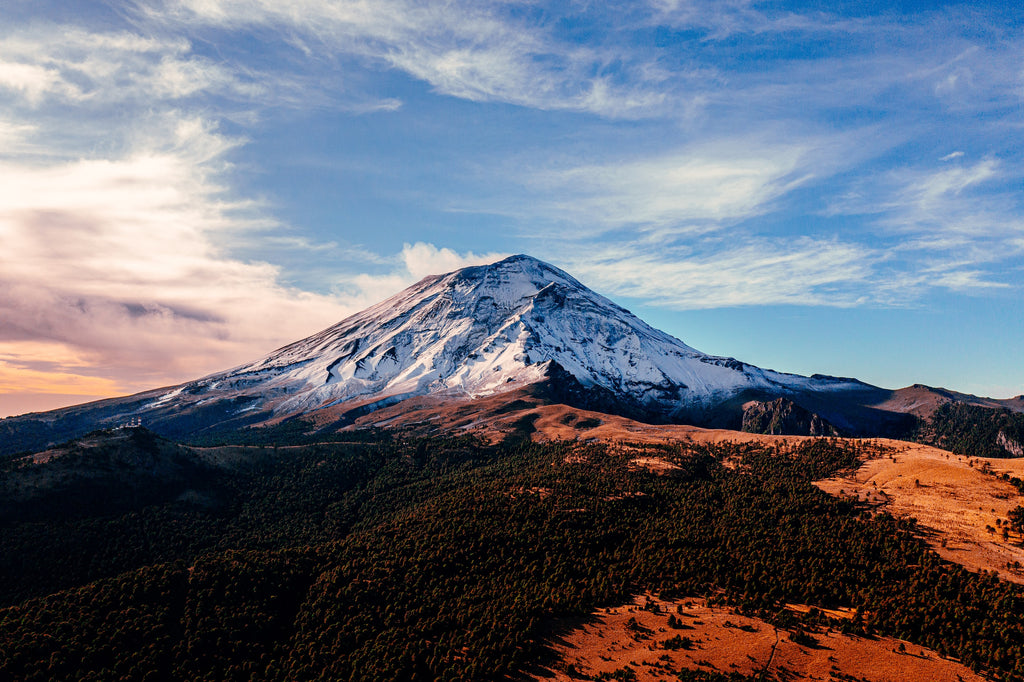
{"left": 0, "top": 61, "right": 61, "bottom": 104}
{"left": 156, "top": 0, "right": 1003, "bottom": 125}
{"left": 0, "top": 23, "right": 396, "bottom": 119}
{"left": 120, "top": 0, "right": 1024, "bottom": 129}
{"left": 826, "top": 158, "right": 1024, "bottom": 294}
{"left": 561, "top": 238, "right": 874, "bottom": 309}
{"left": 0, "top": 113, "right": 360, "bottom": 410}
{"left": 836, "top": 159, "right": 1019, "bottom": 235}
{"left": 0, "top": 27, "right": 260, "bottom": 107}
{"left": 893, "top": 160, "right": 1001, "bottom": 219}
{"left": 647, "top": 0, "right": 863, "bottom": 38}
{"left": 400, "top": 242, "right": 509, "bottom": 279}
{"left": 0, "top": 341, "right": 123, "bottom": 395}
{"left": 524, "top": 142, "right": 813, "bottom": 231}
{"left": 0, "top": 341, "right": 131, "bottom": 416}
{"left": 344, "top": 242, "right": 510, "bottom": 305}
{"left": 149, "top": 0, "right": 671, "bottom": 118}
{"left": 476, "top": 127, "right": 888, "bottom": 246}
{"left": 0, "top": 118, "right": 35, "bottom": 149}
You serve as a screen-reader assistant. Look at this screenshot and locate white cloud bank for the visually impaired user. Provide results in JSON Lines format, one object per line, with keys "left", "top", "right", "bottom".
{"left": 344, "top": 242, "right": 510, "bottom": 306}
{"left": 0, "top": 116, "right": 355, "bottom": 404}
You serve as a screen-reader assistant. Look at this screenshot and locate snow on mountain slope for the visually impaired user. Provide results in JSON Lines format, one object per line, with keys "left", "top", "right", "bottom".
{"left": 138, "top": 255, "right": 866, "bottom": 421}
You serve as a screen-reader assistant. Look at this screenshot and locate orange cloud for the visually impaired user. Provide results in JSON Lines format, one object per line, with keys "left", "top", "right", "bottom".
{"left": 0, "top": 362, "right": 123, "bottom": 396}
{"left": 0, "top": 341, "right": 125, "bottom": 400}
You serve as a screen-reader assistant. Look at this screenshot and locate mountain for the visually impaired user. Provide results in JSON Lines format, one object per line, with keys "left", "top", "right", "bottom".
{"left": 874, "top": 383, "right": 1024, "bottom": 419}
{"left": 143, "top": 255, "right": 874, "bottom": 422}
{"left": 0, "top": 254, "right": 1018, "bottom": 454}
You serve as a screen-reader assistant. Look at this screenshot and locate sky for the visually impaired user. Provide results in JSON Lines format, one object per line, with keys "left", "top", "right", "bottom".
{"left": 1, "top": 0, "right": 1022, "bottom": 417}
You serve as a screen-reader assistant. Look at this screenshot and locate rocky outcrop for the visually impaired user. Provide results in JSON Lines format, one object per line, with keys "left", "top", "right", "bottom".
{"left": 741, "top": 398, "right": 840, "bottom": 437}
{"left": 997, "top": 430, "right": 1024, "bottom": 457}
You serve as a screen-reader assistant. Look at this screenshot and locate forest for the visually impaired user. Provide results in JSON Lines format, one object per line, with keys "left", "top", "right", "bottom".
{"left": 1, "top": 423, "right": 1023, "bottom": 681}
{"left": 920, "top": 402, "right": 1024, "bottom": 458}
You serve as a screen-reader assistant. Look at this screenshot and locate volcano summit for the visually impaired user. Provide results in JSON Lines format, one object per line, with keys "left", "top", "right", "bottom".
{"left": 169, "top": 255, "right": 866, "bottom": 418}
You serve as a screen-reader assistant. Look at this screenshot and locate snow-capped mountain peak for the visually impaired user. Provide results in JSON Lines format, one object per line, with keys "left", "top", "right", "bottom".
{"left": 139, "top": 254, "right": 865, "bottom": 423}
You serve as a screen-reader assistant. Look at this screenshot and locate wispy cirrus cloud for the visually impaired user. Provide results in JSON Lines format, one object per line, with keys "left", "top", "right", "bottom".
{"left": 836, "top": 159, "right": 1024, "bottom": 240}
{"left": 0, "top": 22, "right": 401, "bottom": 124}
{"left": 882, "top": 160, "right": 1005, "bottom": 229}
{"left": 646, "top": 0, "right": 867, "bottom": 37}
{"left": 824, "top": 157, "right": 1024, "bottom": 295}
{"left": 561, "top": 237, "right": 874, "bottom": 310}
{"left": 148, "top": 0, "right": 672, "bottom": 118}
{"left": 519, "top": 141, "right": 815, "bottom": 233}
{"left": 0, "top": 28, "right": 261, "bottom": 106}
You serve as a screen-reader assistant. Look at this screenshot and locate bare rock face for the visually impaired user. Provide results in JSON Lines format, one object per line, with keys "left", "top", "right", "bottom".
{"left": 997, "top": 430, "right": 1024, "bottom": 457}
{"left": 741, "top": 398, "right": 840, "bottom": 437}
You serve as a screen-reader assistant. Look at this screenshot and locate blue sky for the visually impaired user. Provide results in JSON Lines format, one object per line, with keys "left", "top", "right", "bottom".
{"left": 0, "top": 0, "right": 1022, "bottom": 416}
